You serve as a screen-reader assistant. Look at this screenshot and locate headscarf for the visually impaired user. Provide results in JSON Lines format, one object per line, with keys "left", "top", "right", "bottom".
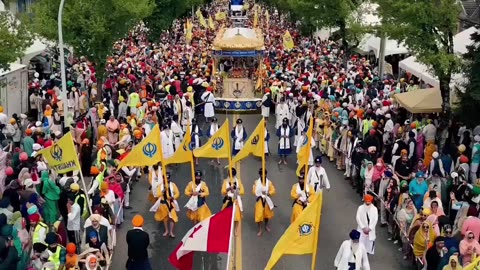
{"left": 425, "top": 214, "right": 440, "bottom": 236}
{"left": 413, "top": 221, "right": 436, "bottom": 257}
{"left": 41, "top": 170, "right": 60, "bottom": 201}
{"left": 460, "top": 230, "right": 480, "bottom": 258}
{"left": 442, "top": 255, "right": 462, "bottom": 270}
{"left": 438, "top": 247, "right": 462, "bottom": 269}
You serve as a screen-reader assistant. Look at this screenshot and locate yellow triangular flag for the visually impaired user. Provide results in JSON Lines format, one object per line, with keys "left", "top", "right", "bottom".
{"left": 185, "top": 19, "right": 193, "bottom": 44}
{"left": 164, "top": 126, "right": 193, "bottom": 165}
{"left": 117, "top": 125, "right": 162, "bottom": 168}
{"left": 283, "top": 30, "right": 294, "bottom": 51}
{"left": 37, "top": 132, "right": 81, "bottom": 174}
{"left": 215, "top": 11, "right": 226, "bottom": 21}
{"left": 193, "top": 119, "right": 230, "bottom": 159}
{"left": 196, "top": 9, "right": 207, "bottom": 28}
{"left": 296, "top": 118, "right": 313, "bottom": 176}
{"left": 208, "top": 16, "right": 215, "bottom": 30}
{"left": 232, "top": 118, "right": 264, "bottom": 163}
{"left": 265, "top": 193, "right": 323, "bottom": 270}
{"left": 464, "top": 256, "right": 480, "bottom": 270}
{"left": 265, "top": 10, "right": 270, "bottom": 27}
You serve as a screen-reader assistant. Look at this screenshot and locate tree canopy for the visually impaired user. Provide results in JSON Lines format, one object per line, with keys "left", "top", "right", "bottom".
{"left": 376, "top": 0, "right": 461, "bottom": 113}
{"left": 0, "top": 11, "right": 33, "bottom": 71}
{"left": 455, "top": 29, "right": 480, "bottom": 127}
{"left": 144, "top": 0, "right": 206, "bottom": 40}
{"left": 30, "top": 0, "right": 155, "bottom": 80}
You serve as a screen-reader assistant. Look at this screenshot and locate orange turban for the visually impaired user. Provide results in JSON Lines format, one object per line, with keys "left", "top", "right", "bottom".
{"left": 132, "top": 214, "right": 144, "bottom": 227}
{"left": 364, "top": 194, "right": 374, "bottom": 203}
{"left": 66, "top": 243, "right": 76, "bottom": 254}
{"left": 100, "top": 182, "right": 109, "bottom": 191}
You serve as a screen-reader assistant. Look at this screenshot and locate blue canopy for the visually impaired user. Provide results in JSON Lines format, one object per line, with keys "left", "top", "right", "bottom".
{"left": 213, "top": 50, "right": 264, "bottom": 57}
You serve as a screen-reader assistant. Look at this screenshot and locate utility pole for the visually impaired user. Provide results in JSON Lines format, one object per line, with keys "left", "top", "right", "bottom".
{"left": 378, "top": 35, "right": 386, "bottom": 80}
{"left": 58, "top": 0, "right": 67, "bottom": 126}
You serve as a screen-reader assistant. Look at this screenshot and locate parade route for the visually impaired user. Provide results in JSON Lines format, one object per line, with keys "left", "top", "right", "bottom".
{"left": 111, "top": 113, "right": 412, "bottom": 270}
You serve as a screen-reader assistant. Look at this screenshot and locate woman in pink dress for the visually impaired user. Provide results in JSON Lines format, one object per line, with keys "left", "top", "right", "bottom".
{"left": 106, "top": 115, "right": 120, "bottom": 145}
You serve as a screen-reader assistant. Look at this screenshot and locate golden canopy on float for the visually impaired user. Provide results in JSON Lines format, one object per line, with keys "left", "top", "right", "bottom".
{"left": 213, "top": 27, "right": 265, "bottom": 51}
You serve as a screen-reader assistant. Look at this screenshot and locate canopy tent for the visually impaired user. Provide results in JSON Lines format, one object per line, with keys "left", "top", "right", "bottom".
{"left": 21, "top": 39, "right": 49, "bottom": 65}
{"left": 213, "top": 27, "right": 264, "bottom": 51}
{"left": 357, "top": 34, "right": 409, "bottom": 58}
{"left": 393, "top": 88, "right": 442, "bottom": 113}
{"left": 398, "top": 27, "right": 476, "bottom": 87}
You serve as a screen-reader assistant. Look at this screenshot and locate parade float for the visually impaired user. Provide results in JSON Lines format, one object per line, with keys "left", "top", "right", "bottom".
{"left": 212, "top": 26, "right": 265, "bottom": 112}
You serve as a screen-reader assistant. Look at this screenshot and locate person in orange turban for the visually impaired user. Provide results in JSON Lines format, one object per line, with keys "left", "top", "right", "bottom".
{"left": 132, "top": 214, "right": 144, "bottom": 227}
{"left": 356, "top": 193, "right": 378, "bottom": 255}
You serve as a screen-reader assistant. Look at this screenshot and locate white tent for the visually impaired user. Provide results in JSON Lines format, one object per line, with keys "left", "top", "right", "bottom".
{"left": 399, "top": 27, "right": 477, "bottom": 87}
{"left": 20, "top": 39, "right": 49, "bottom": 65}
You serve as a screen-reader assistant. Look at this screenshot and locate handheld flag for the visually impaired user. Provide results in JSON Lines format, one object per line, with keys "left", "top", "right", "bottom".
{"left": 232, "top": 118, "right": 264, "bottom": 163}
{"left": 185, "top": 19, "right": 193, "bottom": 44}
{"left": 169, "top": 206, "right": 234, "bottom": 270}
{"left": 215, "top": 11, "right": 226, "bottom": 21}
{"left": 264, "top": 193, "right": 323, "bottom": 270}
{"left": 196, "top": 9, "right": 207, "bottom": 28}
{"left": 296, "top": 118, "right": 313, "bottom": 176}
{"left": 164, "top": 126, "right": 193, "bottom": 165}
{"left": 117, "top": 125, "right": 162, "bottom": 168}
{"left": 37, "top": 132, "right": 80, "bottom": 174}
{"left": 283, "top": 30, "right": 294, "bottom": 51}
{"left": 208, "top": 16, "right": 215, "bottom": 30}
{"left": 193, "top": 119, "right": 230, "bottom": 159}
{"left": 265, "top": 10, "right": 270, "bottom": 27}
{"left": 465, "top": 256, "right": 480, "bottom": 270}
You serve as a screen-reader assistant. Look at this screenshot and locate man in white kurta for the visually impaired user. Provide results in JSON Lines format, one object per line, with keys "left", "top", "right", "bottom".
{"left": 201, "top": 88, "right": 215, "bottom": 121}
{"left": 307, "top": 156, "right": 330, "bottom": 193}
{"left": 161, "top": 125, "right": 175, "bottom": 159}
{"left": 170, "top": 116, "right": 183, "bottom": 151}
{"left": 334, "top": 230, "right": 370, "bottom": 270}
{"left": 275, "top": 98, "right": 289, "bottom": 129}
{"left": 355, "top": 194, "right": 378, "bottom": 255}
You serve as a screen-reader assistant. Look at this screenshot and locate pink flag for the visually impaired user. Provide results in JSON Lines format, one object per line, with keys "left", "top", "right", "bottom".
{"left": 168, "top": 206, "right": 234, "bottom": 270}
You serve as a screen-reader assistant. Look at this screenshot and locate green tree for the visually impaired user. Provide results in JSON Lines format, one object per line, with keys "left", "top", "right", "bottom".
{"left": 376, "top": 0, "right": 461, "bottom": 115}
{"left": 0, "top": 11, "right": 33, "bottom": 71}
{"left": 144, "top": 0, "right": 205, "bottom": 40}
{"left": 455, "top": 29, "right": 480, "bottom": 127}
{"left": 30, "top": 0, "right": 154, "bottom": 83}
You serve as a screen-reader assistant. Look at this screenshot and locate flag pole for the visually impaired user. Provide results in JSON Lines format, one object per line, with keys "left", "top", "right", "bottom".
{"left": 227, "top": 119, "right": 233, "bottom": 182}
{"left": 225, "top": 205, "right": 236, "bottom": 270}
{"left": 310, "top": 195, "right": 322, "bottom": 270}
{"left": 157, "top": 124, "right": 170, "bottom": 199}
{"left": 303, "top": 118, "right": 313, "bottom": 191}
{"left": 261, "top": 118, "right": 266, "bottom": 185}
{"left": 78, "top": 170, "right": 93, "bottom": 214}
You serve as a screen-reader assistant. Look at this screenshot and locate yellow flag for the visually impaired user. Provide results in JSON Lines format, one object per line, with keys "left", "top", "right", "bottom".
{"left": 253, "top": 5, "right": 258, "bottom": 27}
{"left": 164, "top": 126, "right": 193, "bottom": 165}
{"left": 208, "top": 16, "right": 215, "bottom": 30}
{"left": 37, "top": 132, "right": 80, "bottom": 174}
{"left": 265, "top": 193, "right": 323, "bottom": 270}
{"left": 465, "top": 257, "right": 480, "bottom": 270}
{"left": 296, "top": 118, "right": 313, "bottom": 176}
{"left": 196, "top": 9, "right": 207, "bottom": 28}
{"left": 283, "top": 30, "right": 294, "bottom": 51}
{"left": 117, "top": 125, "right": 162, "bottom": 168}
{"left": 215, "top": 11, "right": 226, "bottom": 21}
{"left": 185, "top": 19, "right": 193, "bottom": 44}
{"left": 193, "top": 119, "right": 230, "bottom": 159}
{"left": 265, "top": 10, "right": 269, "bottom": 27}
{"left": 243, "top": 3, "right": 249, "bottom": 10}
{"left": 232, "top": 118, "right": 264, "bottom": 163}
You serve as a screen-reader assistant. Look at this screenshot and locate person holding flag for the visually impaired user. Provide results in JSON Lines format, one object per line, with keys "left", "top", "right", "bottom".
{"left": 190, "top": 118, "right": 202, "bottom": 165}
{"left": 185, "top": 170, "right": 212, "bottom": 224}
{"left": 252, "top": 168, "right": 276, "bottom": 236}
{"left": 148, "top": 163, "right": 163, "bottom": 204}
{"left": 161, "top": 123, "right": 174, "bottom": 159}
{"left": 307, "top": 156, "right": 331, "bottom": 193}
{"left": 276, "top": 117, "right": 294, "bottom": 165}
{"left": 151, "top": 171, "right": 180, "bottom": 238}
{"left": 221, "top": 167, "right": 244, "bottom": 236}
{"left": 296, "top": 125, "right": 315, "bottom": 171}
{"left": 263, "top": 120, "right": 270, "bottom": 156}
{"left": 290, "top": 171, "right": 315, "bottom": 224}
{"left": 231, "top": 118, "right": 247, "bottom": 155}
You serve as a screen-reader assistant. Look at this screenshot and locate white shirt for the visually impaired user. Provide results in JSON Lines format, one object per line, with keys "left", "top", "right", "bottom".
{"left": 307, "top": 165, "right": 330, "bottom": 192}
{"left": 67, "top": 203, "right": 81, "bottom": 231}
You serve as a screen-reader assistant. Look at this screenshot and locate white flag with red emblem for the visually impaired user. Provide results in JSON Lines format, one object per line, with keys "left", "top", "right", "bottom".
{"left": 168, "top": 206, "right": 234, "bottom": 270}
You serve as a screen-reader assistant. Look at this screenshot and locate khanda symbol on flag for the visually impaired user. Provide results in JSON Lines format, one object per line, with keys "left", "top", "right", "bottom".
{"left": 143, "top": 143, "right": 158, "bottom": 158}
{"left": 50, "top": 144, "right": 63, "bottom": 161}
{"left": 212, "top": 137, "right": 225, "bottom": 151}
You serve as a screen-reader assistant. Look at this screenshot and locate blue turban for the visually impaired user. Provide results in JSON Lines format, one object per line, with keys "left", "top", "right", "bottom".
{"left": 349, "top": 230, "right": 361, "bottom": 240}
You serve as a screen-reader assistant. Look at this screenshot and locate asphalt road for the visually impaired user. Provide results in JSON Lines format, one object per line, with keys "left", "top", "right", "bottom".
{"left": 110, "top": 112, "right": 412, "bottom": 270}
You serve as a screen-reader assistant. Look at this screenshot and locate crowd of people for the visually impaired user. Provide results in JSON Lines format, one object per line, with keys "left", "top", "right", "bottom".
{"left": 0, "top": 0, "right": 478, "bottom": 269}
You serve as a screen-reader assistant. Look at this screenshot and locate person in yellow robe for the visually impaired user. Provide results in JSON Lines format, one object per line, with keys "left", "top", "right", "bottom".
{"left": 290, "top": 172, "right": 315, "bottom": 224}
{"left": 252, "top": 168, "right": 276, "bottom": 236}
{"left": 152, "top": 172, "right": 180, "bottom": 238}
{"left": 97, "top": 119, "right": 108, "bottom": 140}
{"left": 221, "top": 168, "right": 244, "bottom": 236}
{"left": 185, "top": 170, "right": 212, "bottom": 224}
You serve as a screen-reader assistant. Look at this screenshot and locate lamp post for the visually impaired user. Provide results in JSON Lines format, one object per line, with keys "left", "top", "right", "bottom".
{"left": 58, "top": 0, "right": 67, "bottom": 127}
